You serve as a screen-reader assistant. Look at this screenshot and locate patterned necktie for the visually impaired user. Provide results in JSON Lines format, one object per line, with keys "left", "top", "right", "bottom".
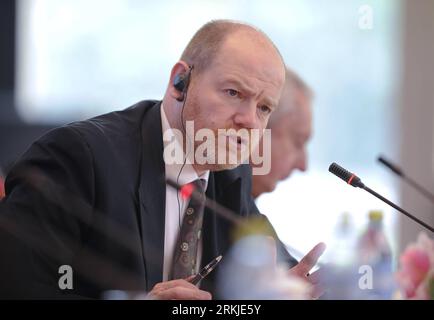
{"left": 171, "top": 179, "right": 206, "bottom": 280}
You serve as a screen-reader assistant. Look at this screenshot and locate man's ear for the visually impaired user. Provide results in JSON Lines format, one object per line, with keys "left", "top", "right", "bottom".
{"left": 168, "top": 61, "right": 191, "bottom": 101}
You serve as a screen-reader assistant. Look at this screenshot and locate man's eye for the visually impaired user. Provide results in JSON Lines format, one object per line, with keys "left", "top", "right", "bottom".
{"left": 225, "top": 89, "right": 239, "bottom": 97}
{"left": 259, "top": 105, "right": 272, "bottom": 114}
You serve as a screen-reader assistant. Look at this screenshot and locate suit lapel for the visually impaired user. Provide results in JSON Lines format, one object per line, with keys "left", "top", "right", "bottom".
{"left": 138, "top": 101, "right": 166, "bottom": 291}
{"left": 202, "top": 174, "right": 219, "bottom": 267}
{"left": 201, "top": 169, "right": 243, "bottom": 293}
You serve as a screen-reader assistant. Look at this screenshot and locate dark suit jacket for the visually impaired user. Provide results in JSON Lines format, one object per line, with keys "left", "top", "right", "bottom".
{"left": 2, "top": 100, "right": 297, "bottom": 299}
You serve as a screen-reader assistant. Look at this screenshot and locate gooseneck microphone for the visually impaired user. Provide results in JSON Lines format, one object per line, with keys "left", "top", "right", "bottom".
{"left": 329, "top": 162, "right": 434, "bottom": 233}
{"left": 378, "top": 155, "right": 434, "bottom": 204}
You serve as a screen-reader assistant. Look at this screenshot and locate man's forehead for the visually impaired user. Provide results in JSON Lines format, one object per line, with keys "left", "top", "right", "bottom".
{"left": 211, "top": 54, "right": 285, "bottom": 90}
{"left": 216, "top": 32, "right": 284, "bottom": 79}
{"left": 215, "top": 67, "right": 282, "bottom": 91}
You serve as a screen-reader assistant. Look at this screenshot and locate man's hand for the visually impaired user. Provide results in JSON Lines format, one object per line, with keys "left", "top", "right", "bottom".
{"left": 147, "top": 278, "right": 212, "bottom": 300}
{"left": 288, "top": 242, "right": 327, "bottom": 299}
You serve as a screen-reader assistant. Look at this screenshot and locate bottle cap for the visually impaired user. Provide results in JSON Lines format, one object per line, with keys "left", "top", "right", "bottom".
{"left": 369, "top": 210, "right": 383, "bottom": 221}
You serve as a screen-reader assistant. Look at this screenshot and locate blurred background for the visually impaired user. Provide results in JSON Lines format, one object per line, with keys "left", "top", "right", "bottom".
{"left": 0, "top": 0, "right": 433, "bottom": 269}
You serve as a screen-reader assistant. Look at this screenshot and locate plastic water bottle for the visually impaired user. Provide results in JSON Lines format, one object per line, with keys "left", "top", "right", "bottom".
{"left": 328, "top": 213, "right": 356, "bottom": 266}
{"left": 321, "top": 212, "right": 365, "bottom": 299}
{"left": 356, "top": 210, "right": 395, "bottom": 299}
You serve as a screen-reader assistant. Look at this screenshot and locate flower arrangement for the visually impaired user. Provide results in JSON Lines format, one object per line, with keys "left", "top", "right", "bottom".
{"left": 396, "top": 232, "right": 434, "bottom": 299}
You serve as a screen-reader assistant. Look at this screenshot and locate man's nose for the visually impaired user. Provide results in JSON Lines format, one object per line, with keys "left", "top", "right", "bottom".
{"left": 233, "top": 103, "right": 259, "bottom": 129}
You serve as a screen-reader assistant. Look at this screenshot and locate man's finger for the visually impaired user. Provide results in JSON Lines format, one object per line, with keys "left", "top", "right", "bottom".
{"left": 296, "top": 242, "right": 326, "bottom": 275}
{"left": 152, "top": 279, "right": 198, "bottom": 292}
{"left": 307, "top": 268, "right": 326, "bottom": 285}
{"left": 156, "top": 287, "right": 212, "bottom": 300}
{"left": 185, "top": 275, "right": 196, "bottom": 282}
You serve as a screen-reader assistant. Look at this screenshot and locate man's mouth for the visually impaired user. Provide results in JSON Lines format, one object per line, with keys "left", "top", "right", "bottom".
{"left": 228, "top": 136, "right": 246, "bottom": 149}
{"left": 218, "top": 134, "right": 250, "bottom": 154}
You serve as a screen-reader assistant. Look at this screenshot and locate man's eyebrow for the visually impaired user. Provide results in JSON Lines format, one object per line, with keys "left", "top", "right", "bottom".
{"left": 222, "top": 77, "right": 278, "bottom": 107}
{"left": 222, "top": 78, "right": 256, "bottom": 95}
{"left": 262, "top": 96, "right": 278, "bottom": 108}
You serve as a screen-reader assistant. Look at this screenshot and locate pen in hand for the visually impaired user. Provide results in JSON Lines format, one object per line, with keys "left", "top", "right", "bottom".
{"left": 189, "top": 255, "right": 222, "bottom": 286}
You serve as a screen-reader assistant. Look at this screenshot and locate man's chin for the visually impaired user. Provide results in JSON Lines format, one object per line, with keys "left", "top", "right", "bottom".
{"left": 253, "top": 181, "right": 277, "bottom": 198}
{"left": 258, "top": 179, "right": 277, "bottom": 194}
{"left": 266, "top": 183, "right": 277, "bottom": 193}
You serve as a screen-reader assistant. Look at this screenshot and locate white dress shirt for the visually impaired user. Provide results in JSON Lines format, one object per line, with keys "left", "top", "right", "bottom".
{"left": 161, "top": 104, "right": 209, "bottom": 281}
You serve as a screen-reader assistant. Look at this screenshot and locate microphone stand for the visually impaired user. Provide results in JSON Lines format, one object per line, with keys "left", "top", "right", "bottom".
{"left": 363, "top": 185, "right": 434, "bottom": 233}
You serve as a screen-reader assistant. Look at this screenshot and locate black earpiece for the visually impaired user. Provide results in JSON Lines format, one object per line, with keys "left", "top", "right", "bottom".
{"left": 174, "top": 74, "right": 187, "bottom": 93}
{"left": 173, "top": 66, "right": 192, "bottom": 102}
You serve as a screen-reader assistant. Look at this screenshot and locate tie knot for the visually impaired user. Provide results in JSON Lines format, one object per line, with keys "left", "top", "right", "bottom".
{"left": 193, "top": 179, "right": 206, "bottom": 194}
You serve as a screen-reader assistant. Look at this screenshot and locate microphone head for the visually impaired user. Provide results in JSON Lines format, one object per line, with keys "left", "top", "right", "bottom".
{"left": 377, "top": 155, "right": 403, "bottom": 177}
{"left": 329, "top": 162, "right": 365, "bottom": 188}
